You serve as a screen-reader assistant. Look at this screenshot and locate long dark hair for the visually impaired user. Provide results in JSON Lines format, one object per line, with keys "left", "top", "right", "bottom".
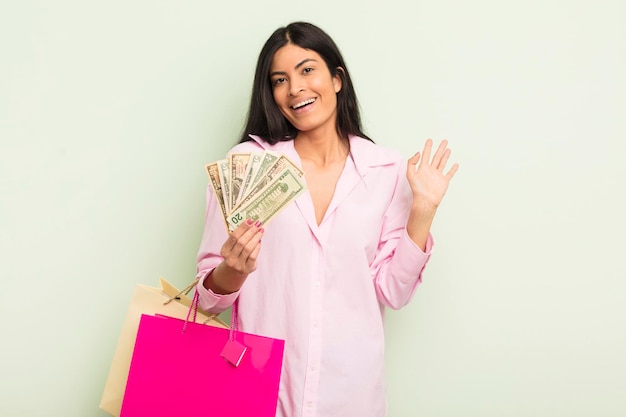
{"left": 239, "top": 22, "right": 372, "bottom": 144}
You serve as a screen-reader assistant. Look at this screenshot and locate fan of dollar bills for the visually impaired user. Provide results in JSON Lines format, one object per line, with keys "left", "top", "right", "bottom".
{"left": 205, "top": 151, "right": 307, "bottom": 231}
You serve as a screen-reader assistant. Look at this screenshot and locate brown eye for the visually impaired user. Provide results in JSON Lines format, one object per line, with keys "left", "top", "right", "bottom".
{"left": 272, "top": 77, "right": 286, "bottom": 86}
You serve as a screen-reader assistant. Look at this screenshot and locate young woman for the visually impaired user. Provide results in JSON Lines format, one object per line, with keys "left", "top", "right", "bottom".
{"left": 195, "top": 21, "right": 458, "bottom": 417}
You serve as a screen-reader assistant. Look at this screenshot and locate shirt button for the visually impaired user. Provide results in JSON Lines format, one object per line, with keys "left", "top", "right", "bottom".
{"left": 313, "top": 281, "right": 320, "bottom": 287}
{"left": 307, "top": 401, "right": 313, "bottom": 408}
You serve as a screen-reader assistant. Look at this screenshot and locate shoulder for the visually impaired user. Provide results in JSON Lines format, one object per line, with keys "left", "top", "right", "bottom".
{"left": 228, "top": 136, "right": 265, "bottom": 154}
{"left": 349, "top": 135, "right": 405, "bottom": 172}
{"left": 228, "top": 134, "right": 293, "bottom": 154}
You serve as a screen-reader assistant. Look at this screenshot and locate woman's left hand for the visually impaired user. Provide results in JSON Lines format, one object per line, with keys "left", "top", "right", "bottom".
{"left": 406, "top": 139, "right": 459, "bottom": 213}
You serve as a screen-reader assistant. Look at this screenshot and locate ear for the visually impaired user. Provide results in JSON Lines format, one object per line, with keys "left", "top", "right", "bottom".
{"left": 333, "top": 67, "right": 344, "bottom": 93}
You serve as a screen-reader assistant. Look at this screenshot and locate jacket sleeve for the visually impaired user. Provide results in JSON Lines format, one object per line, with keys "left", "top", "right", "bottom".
{"left": 370, "top": 161, "right": 434, "bottom": 310}
{"left": 194, "top": 184, "right": 240, "bottom": 313}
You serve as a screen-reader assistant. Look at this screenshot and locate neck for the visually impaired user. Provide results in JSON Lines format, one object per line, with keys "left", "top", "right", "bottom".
{"left": 294, "top": 130, "right": 349, "bottom": 166}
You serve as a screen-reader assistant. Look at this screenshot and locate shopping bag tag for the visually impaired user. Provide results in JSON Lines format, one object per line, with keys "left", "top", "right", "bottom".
{"left": 221, "top": 339, "right": 247, "bottom": 367}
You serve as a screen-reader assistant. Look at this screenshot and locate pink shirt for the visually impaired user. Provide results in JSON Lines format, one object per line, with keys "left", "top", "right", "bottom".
{"left": 196, "top": 135, "right": 433, "bottom": 417}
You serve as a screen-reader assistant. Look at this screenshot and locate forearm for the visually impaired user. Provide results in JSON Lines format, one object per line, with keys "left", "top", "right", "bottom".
{"left": 373, "top": 229, "right": 433, "bottom": 309}
{"left": 203, "top": 261, "right": 249, "bottom": 294}
{"left": 406, "top": 203, "right": 437, "bottom": 252}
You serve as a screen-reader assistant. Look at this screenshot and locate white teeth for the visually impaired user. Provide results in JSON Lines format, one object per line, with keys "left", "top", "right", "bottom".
{"left": 292, "top": 98, "right": 315, "bottom": 109}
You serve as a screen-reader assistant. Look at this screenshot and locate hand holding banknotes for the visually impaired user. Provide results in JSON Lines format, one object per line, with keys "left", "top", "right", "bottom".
{"left": 203, "top": 151, "right": 306, "bottom": 294}
{"left": 206, "top": 219, "right": 264, "bottom": 294}
{"left": 205, "top": 151, "right": 306, "bottom": 232}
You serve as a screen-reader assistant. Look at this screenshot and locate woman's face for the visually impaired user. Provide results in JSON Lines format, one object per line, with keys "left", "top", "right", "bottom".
{"left": 269, "top": 43, "right": 342, "bottom": 136}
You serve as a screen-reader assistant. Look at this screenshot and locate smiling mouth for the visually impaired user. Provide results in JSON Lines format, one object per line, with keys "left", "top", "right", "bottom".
{"left": 291, "top": 98, "right": 316, "bottom": 110}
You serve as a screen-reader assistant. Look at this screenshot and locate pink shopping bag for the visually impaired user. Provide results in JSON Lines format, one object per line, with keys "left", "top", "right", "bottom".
{"left": 120, "top": 298, "right": 284, "bottom": 417}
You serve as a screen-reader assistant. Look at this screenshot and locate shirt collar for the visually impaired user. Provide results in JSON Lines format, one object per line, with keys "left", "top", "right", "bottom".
{"left": 247, "top": 134, "right": 398, "bottom": 177}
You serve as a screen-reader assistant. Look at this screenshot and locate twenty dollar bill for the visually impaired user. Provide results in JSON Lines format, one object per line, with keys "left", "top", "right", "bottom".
{"left": 226, "top": 167, "right": 306, "bottom": 230}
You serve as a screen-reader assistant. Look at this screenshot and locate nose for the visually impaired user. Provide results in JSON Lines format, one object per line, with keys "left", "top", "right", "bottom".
{"left": 288, "top": 81, "right": 305, "bottom": 96}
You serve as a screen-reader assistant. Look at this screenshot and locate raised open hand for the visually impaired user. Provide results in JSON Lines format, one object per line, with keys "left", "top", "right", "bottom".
{"left": 406, "top": 139, "right": 459, "bottom": 213}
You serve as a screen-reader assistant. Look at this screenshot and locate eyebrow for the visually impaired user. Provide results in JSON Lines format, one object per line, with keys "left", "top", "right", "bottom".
{"left": 270, "top": 58, "right": 318, "bottom": 78}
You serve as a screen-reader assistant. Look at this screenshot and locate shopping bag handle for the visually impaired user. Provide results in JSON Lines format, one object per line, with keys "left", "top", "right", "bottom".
{"left": 181, "top": 286, "right": 240, "bottom": 337}
{"left": 162, "top": 279, "right": 198, "bottom": 305}
{"left": 181, "top": 284, "right": 247, "bottom": 367}
{"left": 229, "top": 298, "right": 240, "bottom": 341}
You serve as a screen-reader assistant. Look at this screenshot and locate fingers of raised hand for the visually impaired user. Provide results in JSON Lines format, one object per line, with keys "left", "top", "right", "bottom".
{"left": 445, "top": 162, "right": 460, "bottom": 180}
{"left": 428, "top": 139, "right": 448, "bottom": 168}
{"left": 407, "top": 151, "right": 421, "bottom": 172}
{"left": 408, "top": 139, "right": 459, "bottom": 185}
{"left": 421, "top": 139, "right": 433, "bottom": 164}
{"left": 419, "top": 139, "right": 458, "bottom": 174}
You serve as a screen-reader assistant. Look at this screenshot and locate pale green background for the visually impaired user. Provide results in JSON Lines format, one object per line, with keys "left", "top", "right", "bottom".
{"left": 1, "top": 1, "right": 625, "bottom": 416}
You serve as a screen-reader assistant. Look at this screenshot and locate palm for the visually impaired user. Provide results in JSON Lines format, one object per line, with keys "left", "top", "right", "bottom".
{"left": 406, "top": 139, "right": 459, "bottom": 210}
